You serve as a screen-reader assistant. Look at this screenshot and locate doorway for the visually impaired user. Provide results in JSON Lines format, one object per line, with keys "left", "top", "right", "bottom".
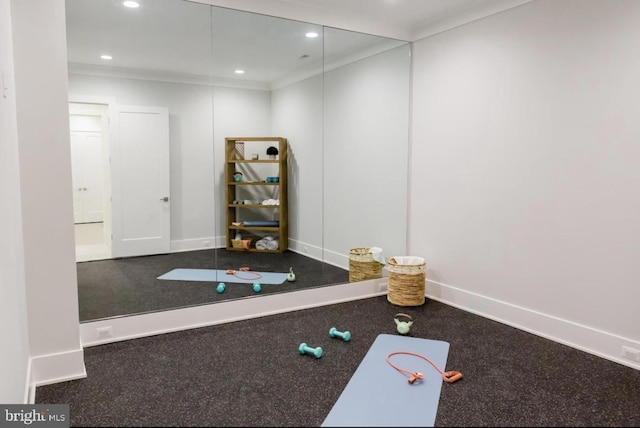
{"left": 69, "top": 102, "right": 112, "bottom": 262}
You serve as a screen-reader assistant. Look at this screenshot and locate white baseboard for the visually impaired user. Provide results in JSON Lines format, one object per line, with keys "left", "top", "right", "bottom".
{"left": 287, "top": 238, "right": 323, "bottom": 261}
{"left": 320, "top": 248, "right": 349, "bottom": 271}
{"left": 171, "top": 236, "right": 216, "bottom": 253}
{"left": 426, "top": 279, "right": 640, "bottom": 371}
{"left": 80, "top": 279, "right": 387, "bottom": 347}
{"left": 29, "top": 348, "right": 87, "bottom": 395}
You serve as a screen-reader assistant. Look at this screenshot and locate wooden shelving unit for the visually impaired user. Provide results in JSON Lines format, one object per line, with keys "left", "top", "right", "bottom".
{"left": 225, "top": 137, "right": 288, "bottom": 253}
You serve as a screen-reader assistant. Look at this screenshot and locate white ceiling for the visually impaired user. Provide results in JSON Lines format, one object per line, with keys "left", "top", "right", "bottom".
{"left": 65, "top": 0, "right": 532, "bottom": 88}
{"left": 200, "top": 0, "right": 533, "bottom": 41}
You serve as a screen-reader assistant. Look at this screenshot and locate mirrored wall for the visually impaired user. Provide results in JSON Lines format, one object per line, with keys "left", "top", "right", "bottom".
{"left": 65, "top": 0, "right": 410, "bottom": 322}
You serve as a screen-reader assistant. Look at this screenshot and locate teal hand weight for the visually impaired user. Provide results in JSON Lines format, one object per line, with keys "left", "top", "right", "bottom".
{"left": 253, "top": 282, "right": 261, "bottom": 293}
{"left": 329, "top": 327, "right": 351, "bottom": 342}
{"left": 299, "top": 343, "right": 323, "bottom": 359}
{"left": 216, "top": 283, "right": 226, "bottom": 294}
{"left": 394, "top": 313, "right": 413, "bottom": 335}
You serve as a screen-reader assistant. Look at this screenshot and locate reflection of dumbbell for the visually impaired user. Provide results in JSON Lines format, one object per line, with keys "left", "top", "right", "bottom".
{"left": 253, "top": 282, "right": 261, "bottom": 293}
{"left": 299, "top": 343, "right": 323, "bottom": 359}
{"left": 216, "top": 283, "right": 226, "bottom": 294}
{"left": 329, "top": 327, "right": 351, "bottom": 342}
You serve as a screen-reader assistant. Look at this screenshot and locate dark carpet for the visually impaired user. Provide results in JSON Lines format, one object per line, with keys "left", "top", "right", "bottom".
{"left": 37, "top": 296, "right": 640, "bottom": 427}
{"left": 78, "top": 249, "right": 348, "bottom": 322}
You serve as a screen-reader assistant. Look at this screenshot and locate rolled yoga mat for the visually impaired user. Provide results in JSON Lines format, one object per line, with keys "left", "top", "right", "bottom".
{"left": 322, "top": 334, "right": 451, "bottom": 427}
{"left": 157, "top": 268, "right": 288, "bottom": 284}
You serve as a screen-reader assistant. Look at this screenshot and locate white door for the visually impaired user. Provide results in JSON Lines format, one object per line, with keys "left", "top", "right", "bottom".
{"left": 70, "top": 131, "right": 104, "bottom": 223}
{"left": 111, "top": 105, "right": 171, "bottom": 258}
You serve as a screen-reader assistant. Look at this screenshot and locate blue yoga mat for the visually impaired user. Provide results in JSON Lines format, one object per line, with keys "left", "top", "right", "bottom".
{"left": 157, "top": 268, "right": 288, "bottom": 285}
{"left": 322, "top": 334, "right": 450, "bottom": 427}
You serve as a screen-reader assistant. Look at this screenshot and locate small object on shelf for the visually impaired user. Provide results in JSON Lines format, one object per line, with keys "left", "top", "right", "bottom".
{"left": 251, "top": 153, "right": 259, "bottom": 160}
{"left": 231, "top": 238, "right": 253, "bottom": 249}
{"left": 266, "top": 146, "right": 279, "bottom": 159}
{"left": 287, "top": 267, "right": 296, "bottom": 282}
{"left": 234, "top": 142, "right": 245, "bottom": 160}
{"left": 233, "top": 172, "right": 243, "bottom": 182}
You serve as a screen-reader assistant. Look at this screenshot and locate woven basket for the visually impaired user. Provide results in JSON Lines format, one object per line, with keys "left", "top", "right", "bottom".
{"left": 387, "top": 256, "right": 426, "bottom": 306}
{"left": 231, "top": 238, "right": 252, "bottom": 250}
{"left": 349, "top": 247, "right": 384, "bottom": 282}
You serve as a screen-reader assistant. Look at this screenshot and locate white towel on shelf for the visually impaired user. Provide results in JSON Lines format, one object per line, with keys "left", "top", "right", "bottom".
{"left": 256, "top": 236, "right": 276, "bottom": 250}
{"left": 266, "top": 239, "right": 279, "bottom": 250}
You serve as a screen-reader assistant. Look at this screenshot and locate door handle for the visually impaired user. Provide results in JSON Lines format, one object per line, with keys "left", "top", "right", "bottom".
{"left": 160, "top": 196, "right": 169, "bottom": 202}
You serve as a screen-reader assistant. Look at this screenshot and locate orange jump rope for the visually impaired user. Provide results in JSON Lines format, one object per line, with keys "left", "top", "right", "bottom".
{"left": 225, "top": 266, "right": 263, "bottom": 281}
{"left": 386, "top": 351, "right": 463, "bottom": 384}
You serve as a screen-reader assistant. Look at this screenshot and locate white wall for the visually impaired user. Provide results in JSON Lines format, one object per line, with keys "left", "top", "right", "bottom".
{"left": 0, "top": 0, "right": 30, "bottom": 404}
{"left": 211, "top": 86, "right": 273, "bottom": 246}
{"left": 69, "top": 74, "right": 218, "bottom": 249}
{"left": 68, "top": 75, "right": 275, "bottom": 251}
{"left": 272, "top": 75, "right": 324, "bottom": 258}
{"left": 323, "top": 44, "right": 411, "bottom": 267}
{"left": 411, "top": 0, "right": 640, "bottom": 368}
{"left": 10, "top": 0, "right": 85, "bottom": 389}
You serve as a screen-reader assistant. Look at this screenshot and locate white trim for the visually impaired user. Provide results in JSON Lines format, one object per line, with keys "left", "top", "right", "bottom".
{"left": 426, "top": 279, "right": 640, "bottom": 371}
{"left": 286, "top": 238, "right": 323, "bottom": 262}
{"left": 170, "top": 236, "right": 217, "bottom": 253}
{"left": 411, "top": 0, "right": 535, "bottom": 41}
{"left": 24, "top": 358, "right": 33, "bottom": 404}
{"left": 321, "top": 247, "right": 349, "bottom": 271}
{"left": 80, "top": 279, "right": 386, "bottom": 347}
{"left": 68, "top": 65, "right": 270, "bottom": 91}
{"left": 29, "top": 348, "right": 87, "bottom": 389}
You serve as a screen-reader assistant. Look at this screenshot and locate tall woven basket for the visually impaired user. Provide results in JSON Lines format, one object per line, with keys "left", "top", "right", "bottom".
{"left": 387, "top": 256, "right": 426, "bottom": 306}
{"left": 349, "top": 247, "right": 384, "bottom": 283}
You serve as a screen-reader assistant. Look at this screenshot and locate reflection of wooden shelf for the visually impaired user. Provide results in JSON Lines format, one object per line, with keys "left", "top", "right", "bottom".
{"left": 225, "top": 137, "right": 288, "bottom": 253}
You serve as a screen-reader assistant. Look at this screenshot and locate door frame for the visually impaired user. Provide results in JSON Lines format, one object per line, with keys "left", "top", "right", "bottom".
{"left": 68, "top": 96, "right": 115, "bottom": 260}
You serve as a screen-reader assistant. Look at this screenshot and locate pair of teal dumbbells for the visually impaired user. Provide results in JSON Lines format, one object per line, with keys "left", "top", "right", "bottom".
{"left": 216, "top": 282, "right": 261, "bottom": 294}
{"left": 299, "top": 327, "right": 351, "bottom": 359}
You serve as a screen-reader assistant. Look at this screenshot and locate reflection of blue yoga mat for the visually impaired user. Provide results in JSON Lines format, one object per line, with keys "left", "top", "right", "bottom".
{"left": 322, "top": 334, "right": 450, "bottom": 427}
{"left": 157, "top": 269, "right": 288, "bottom": 284}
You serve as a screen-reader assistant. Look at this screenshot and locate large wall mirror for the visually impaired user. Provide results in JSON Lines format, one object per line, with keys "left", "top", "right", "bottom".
{"left": 65, "top": 0, "right": 410, "bottom": 323}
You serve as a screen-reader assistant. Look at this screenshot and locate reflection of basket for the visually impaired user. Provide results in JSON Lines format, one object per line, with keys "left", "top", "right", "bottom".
{"left": 349, "top": 247, "right": 384, "bottom": 282}
{"left": 231, "top": 238, "right": 252, "bottom": 250}
{"left": 387, "top": 256, "right": 426, "bottom": 306}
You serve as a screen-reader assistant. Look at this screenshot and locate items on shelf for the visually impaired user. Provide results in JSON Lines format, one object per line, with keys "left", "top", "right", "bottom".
{"left": 255, "top": 236, "right": 279, "bottom": 251}
{"left": 225, "top": 137, "right": 288, "bottom": 253}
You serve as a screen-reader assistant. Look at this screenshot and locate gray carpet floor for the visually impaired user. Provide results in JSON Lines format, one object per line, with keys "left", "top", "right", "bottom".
{"left": 78, "top": 249, "right": 348, "bottom": 322}
{"left": 37, "top": 296, "right": 640, "bottom": 427}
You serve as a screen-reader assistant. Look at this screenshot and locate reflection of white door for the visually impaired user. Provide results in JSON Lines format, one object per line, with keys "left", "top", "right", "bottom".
{"left": 70, "top": 131, "right": 104, "bottom": 223}
{"left": 111, "top": 105, "right": 171, "bottom": 258}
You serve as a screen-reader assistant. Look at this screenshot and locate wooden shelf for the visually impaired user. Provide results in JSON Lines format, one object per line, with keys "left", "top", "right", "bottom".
{"left": 225, "top": 137, "right": 288, "bottom": 253}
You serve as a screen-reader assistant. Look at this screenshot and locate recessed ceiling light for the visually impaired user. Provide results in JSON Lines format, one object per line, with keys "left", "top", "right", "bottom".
{"left": 123, "top": 1, "right": 140, "bottom": 8}
{"left": 305, "top": 32, "right": 319, "bottom": 38}
{"left": 100, "top": 54, "right": 113, "bottom": 60}
{"left": 234, "top": 69, "right": 245, "bottom": 74}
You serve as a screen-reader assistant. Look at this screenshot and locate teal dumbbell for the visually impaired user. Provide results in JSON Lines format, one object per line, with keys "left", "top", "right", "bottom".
{"left": 329, "top": 327, "right": 351, "bottom": 342}
{"left": 253, "top": 282, "right": 261, "bottom": 293}
{"left": 299, "top": 343, "right": 323, "bottom": 359}
{"left": 216, "top": 283, "right": 226, "bottom": 294}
